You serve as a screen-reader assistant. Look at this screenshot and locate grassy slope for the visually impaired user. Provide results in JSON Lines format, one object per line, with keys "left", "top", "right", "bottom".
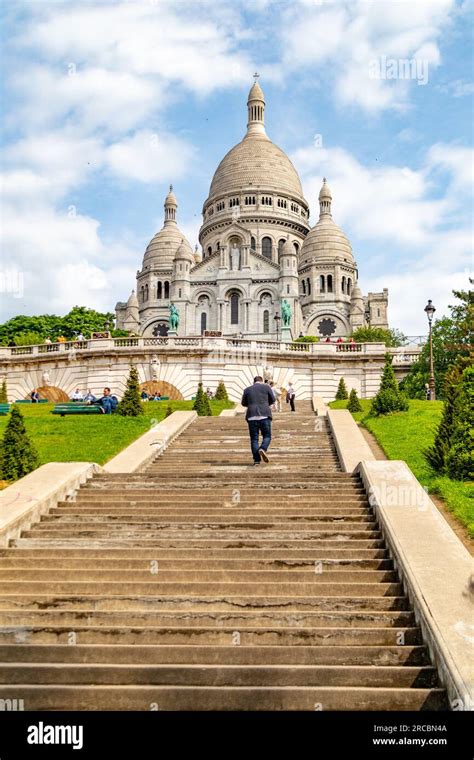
{"left": 0, "top": 400, "right": 234, "bottom": 468}
{"left": 329, "top": 399, "right": 474, "bottom": 536}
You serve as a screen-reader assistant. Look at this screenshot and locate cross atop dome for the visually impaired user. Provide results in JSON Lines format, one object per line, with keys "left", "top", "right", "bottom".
{"left": 253, "top": 71, "right": 260, "bottom": 82}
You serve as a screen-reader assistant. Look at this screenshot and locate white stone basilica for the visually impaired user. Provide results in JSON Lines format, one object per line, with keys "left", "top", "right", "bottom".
{"left": 116, "top": 80, "right": 388, "bottom": 339}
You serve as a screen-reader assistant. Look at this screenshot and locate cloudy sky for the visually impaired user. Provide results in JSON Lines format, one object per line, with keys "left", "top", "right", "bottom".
{"left": 1, "top": 0, "right": 473, "bottom": 333}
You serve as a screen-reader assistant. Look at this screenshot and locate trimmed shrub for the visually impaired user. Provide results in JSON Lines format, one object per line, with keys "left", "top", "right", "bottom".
{"left": 0, "top": 406, "right": 40, "bottom": 480}
{"left": 193, "top": 383, "right": 212, "bottom": 416}
{"left": 371, "top": 353, "right": 409, "bottom": 415}
{"left": 347, "top": 388, "right": 362, "bottom": 413}
{"left": 214, "top": 380, "right": 229, "bottom": 401}
{"left": 335, "top": 378, "right": 348, "bottom": 400}
{"left": 0, "top": 380, "right": 7, "bottom": 403}
{"left": 424, "top": 365, "right": 461, "bottom": 473}
{"left": 446, "top": 366, "right": 474, "bottom": 481}
{"left": 118, "top": 364, "right": 144, "bottom": 417}
{"left": 165, "top": 403, "right": 173, "bottom": 418}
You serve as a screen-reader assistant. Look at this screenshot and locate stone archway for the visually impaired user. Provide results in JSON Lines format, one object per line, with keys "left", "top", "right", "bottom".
{"left": 32, "top": 386, "right": 69, "bottom": 402}
{"left": 140, "top": 381, "right": 184, "bottom": 400}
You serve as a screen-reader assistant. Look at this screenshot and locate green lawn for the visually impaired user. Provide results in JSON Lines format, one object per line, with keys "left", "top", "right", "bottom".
{"left": 329, "top": 399, "right": 474, "bottom": 537}
{"left": 0, "top": 399, "right": 234, "bottom": 471}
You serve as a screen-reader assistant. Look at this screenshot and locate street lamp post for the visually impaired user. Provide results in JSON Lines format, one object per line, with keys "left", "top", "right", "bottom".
{"left": 274, "top": 312, "right": 281, "bottom": 342}
{"left": 424, "top": 299, "right": 436, "bottom": 401}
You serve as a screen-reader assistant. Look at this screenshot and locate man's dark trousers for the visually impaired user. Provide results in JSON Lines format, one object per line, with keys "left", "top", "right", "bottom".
{"left": 248, "top": 418, "right": 272, "bottom": 463}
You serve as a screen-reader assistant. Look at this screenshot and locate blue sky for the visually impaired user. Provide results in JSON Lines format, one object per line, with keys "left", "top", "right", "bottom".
{"left": 1, "top": 0, "right": 473, "bottom": 333}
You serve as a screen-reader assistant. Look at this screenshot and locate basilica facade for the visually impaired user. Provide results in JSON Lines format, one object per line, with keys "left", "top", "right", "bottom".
{"left": 116, "top": 81, "right": 388, "bottom": 339}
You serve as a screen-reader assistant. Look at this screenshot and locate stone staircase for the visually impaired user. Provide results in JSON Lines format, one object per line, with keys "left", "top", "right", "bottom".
{"left": 0, "top": 401, "right": 448, "bottom": 710}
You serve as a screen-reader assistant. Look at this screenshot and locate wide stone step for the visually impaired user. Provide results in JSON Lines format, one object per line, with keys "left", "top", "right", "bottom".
{"left": 0, "top": 663, "right": 439, "bottom": 688}
{"left": 0, "top": 548, "right": 389, "bottom": 560}
{"left": 0, "top": 569, "right": 396, "bottom": 583}
{"left": 0, "top": 580, "right": 402, "bottom": 595}
{"left": 0, "top": 557, "right": 393, "bottom": 570}
{"left": 34, "top": 517, "right": 377, "bottom": 529}
{"left": 0, "top": 609, "right": 415, "bottom": 628}
{"left": 0, "top": 684, "right": 447, "bottom": 710}
{"left": 0, "top": 594, "right": 409, "bottom": 612}
{"left": 51, "top": 506, "right": 372, "bottom": 516}
{"left": 0, "top": 625, "right": 421, "bottom": 646}
{"left": 11, "top": 538, "right": 386, "bottom": 549}
{"left": 0, "top": 644, "right": 428, "bottom": 665}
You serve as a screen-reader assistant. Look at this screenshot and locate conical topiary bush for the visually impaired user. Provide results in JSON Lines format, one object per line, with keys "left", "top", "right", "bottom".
{"left": 371, "top": 353, "right": 409, "bottom": 415}
{"left": 347, "top": 388, "right": 362, "bottom": 413}
{"left": 214, "top": 380, "right": 229, "bottom": 401}
{"left": 335, "top": 378, "right": 348, "bottom": 401}
{"left": 0, "top": 380, "right": 7, "bottom": 403}
{"left": 193, "top": 383, "right": 212, "bottom": 416}
{"left": 0, "top": 406, "right": 40, "bottom": 480}
{"left": 118, "top": 364, "right": 144, "bottom": 416}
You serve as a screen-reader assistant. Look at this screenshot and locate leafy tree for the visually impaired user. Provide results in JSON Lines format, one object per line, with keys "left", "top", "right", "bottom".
{"left": 193, "top": 383, "right": 212, "bottom": 416}
{"left": 347, "top": 388, "right": 362, "bottom": 412}
{"left": 401, "top": 284, "right": 473, "bottom": 399}
{"left": 445, "top": 366, "right": 474, "bottom": 481}
{"left": 0, "top": 306, "right": 116, "bottom": 345}
{"left": 0, "top": 406, "right": 40, "bottom": 480}
{"left": 294, "top": 335, "right": 319, "bottom": 343}
{"left": 335, "top": 378, "right": 348, "bottom": 400}
{"left": 118, "top": 364, "right": 144, "bottom": 417}
{"left": 214, "top": 380, "right": 229, "bottom": 401}
{"left": 352, "top": 326, "right": 406, "bottom": 347}
{"left": 371, "top": 353, "right": 409, "bottom": 415}
{"left": 0, "top": 380, "right": 8, "bottom": 403}
{"left": 424, "top": 365, "right": 461, "bottom": 473}
{"left": 12, "top": 332, "right": 45, "bottom": 346}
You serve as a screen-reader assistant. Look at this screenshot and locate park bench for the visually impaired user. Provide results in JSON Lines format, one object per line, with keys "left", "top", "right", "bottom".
{"left": 0, "top": 403, "right": 10, "bottom": 416}
{"left": 52, "top": 403, "right": 104, "bottom": 417}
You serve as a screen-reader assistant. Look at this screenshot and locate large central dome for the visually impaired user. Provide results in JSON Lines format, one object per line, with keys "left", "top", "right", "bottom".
{"left": 208, "top": 137, "right": 304, "bottom": 200}
{"left": 206, "top": 81, "right": 305, "bottom": 204}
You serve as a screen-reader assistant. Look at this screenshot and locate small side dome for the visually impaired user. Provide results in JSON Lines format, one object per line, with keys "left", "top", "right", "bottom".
{"left": 165, "top": 184, "right": 177, "bottom": 208}
{"left": 174, "top": 238, "right": 194, "bottom": 263}
{"left": 351, "top": 282, "right": 363, "bottom": 301}
{"left": 281, "top": 236, "right": 296, "bottom": 257}
{"left": 319, "top": 177, "right": 332, "bottom": 201}
{"left": 127, "top": 289, "right": 139, "bottom": 308}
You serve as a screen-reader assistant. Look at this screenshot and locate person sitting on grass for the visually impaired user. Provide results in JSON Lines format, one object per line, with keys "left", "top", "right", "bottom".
{"left": 30, "top": 389, "right": 40, "bottom": 402}
{"left": 70, "top": 387, "right": 83, "bottom": 402}
{"left": 91, "top": 387, "right": 118, "bottom": 414}
{"left": 83, "top": 389, "right": 96, "bottom": 402}
{"left": 140, "top": 390, "right": 149, "bottom": 401}
{"left": 153, "top": 392, "right": 162, "bottom": 401}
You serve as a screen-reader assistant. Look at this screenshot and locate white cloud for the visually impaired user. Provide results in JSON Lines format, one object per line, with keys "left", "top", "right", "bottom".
{"left": 105, "top": 131, "right": 196, "bottom": 184}
{"left": 281, "top": 0, "right": 455, "bottom": 112}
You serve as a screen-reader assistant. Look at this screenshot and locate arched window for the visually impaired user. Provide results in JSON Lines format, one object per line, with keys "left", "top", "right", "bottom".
{"left": 140, "top": 286, "right": 145, "bottom": 302}
{"left": 278, "top": 238, "right": 286, "bottom": 258}
{"left": 307, "top": 278, "right": 311, "bottom": 295}
{"left": 347, "top": 278, "right": 352, "bottom": 295}
{"left": 207, "top": 246, "right": 212, "bottom": 257}
{"left": 201, "top": 312, "right": 207, "bottom": 334}
{"left": 230, "top": 292, "right": 239, "bottom": 324}
{"left": 320, "top": 275, "right": 325, "bottom": 293}
{"left": 262, "top": 236, "right": 272, "bottom": 259}
{"left": 327, "top": 274, "right": 333, "bottom": 293}
{"left": 263, "top": 310, "right": 270, "bottom": 333}
{"left": 164, "top": 281, "right": 170, "bottom": 299}
{"left": 293, "top": 242, "right": 299, "bottom": 254}
{"left": 144, "top": 284, "right": 149, "bottom": 301}
{"left": 250, "top": 236, "right": 256, "bottom": 252}
{"left": 302, "top": 279, "right": 306, "bottom": 295}
{"left": 157, "top": 281, "right": 162, "bottom": 299}
{"left": 341, "top": 276, "right": 346, "bottom": 295}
